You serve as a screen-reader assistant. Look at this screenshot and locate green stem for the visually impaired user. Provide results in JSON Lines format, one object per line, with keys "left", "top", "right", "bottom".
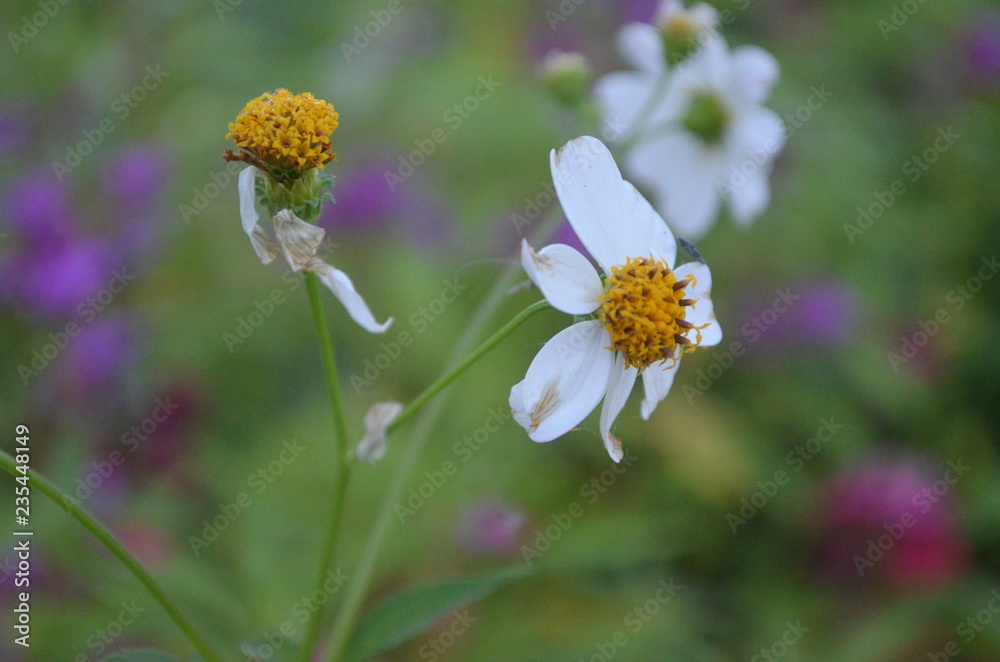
{"left": 0, "top": 451, "right": 225, "bottom": 662}
{"left": 299, "top": 270, "right": 353, "bottom": 662}
{"left": 619, "top": 71, "right": 670, "bottom": 153}
{"left": 386, "top": 299, "right": 550, "bottom": 436}
{"left": 323, "top": 262, "right": 544, "bottom": 662}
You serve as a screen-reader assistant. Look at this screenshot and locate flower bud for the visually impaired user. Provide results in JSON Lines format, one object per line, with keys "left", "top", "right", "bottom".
{"left": 539, "top": 50, "right": 593, "bottom": 108}
{"left": 655, "top": 1, "right": 718, "bottom": 65}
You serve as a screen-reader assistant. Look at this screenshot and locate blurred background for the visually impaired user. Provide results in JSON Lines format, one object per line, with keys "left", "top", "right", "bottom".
{"left": 1, "top": 0, "right": 999, "bottom": 660}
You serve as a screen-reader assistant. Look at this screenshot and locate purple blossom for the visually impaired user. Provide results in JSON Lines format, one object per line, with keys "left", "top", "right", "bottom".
{"left": 403, "top": 190, "right": 458, "bottom": 252}
{"left": 967, "top": 17, "right": 1000, "bottom": 83}
{"left": 63, "top": 317, "right": 135, "bottom": 389}
{"left": 102, "top": 143, "right": 170, "bottom": 216}
{"left": 13, "top": 239, "right": 114, "bottom": 318}
{"left": 551, "top": 216, "right": 589, "bottom": 257}
{"left": 619, "top": 0, "right": 660, "bottom": 24}
{"left": 814, "top": 451, "right": 969, "bottom": 591}
{"left": 735, "top": 277, "right": 863, "bottom": 355}
{"left": 456, "top": 499, "right": 526, "bottom": 555}
{"left": 794, "top": 279, "right": 860, "bottom": 345}
{"left": 3, "top": 175, "right": 77, "bottom": 247}
{"left": 320, "top": 163, "right": 400, "bottom": 230}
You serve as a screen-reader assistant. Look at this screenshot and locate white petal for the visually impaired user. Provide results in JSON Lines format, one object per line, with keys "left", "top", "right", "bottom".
{"left": 674, "top": 261, "right": 722, "bottom": 346}
{"left": 623, "top": 181, "right": 678, "bottom": 267}
{"left": 627, "top": 131, "right": 725, "bottom": 241}
{"left": 728, "top": 169, "right": 771, "bottom": 228}
{"left": 273, "top": 209, "right": 326, "bottom": 272}
{"left": 616, "top": 22, "right": 664, "bottom": 74}
{"left": 655, "top": 0, "right": 684, "bottom": 20}
{"left": 689, "top": 3, "right": 721, "bottom": 32}
{"left": 731, "top": 45, "right": 779, "bottom": 103}
{"left": 730, "top": 107, "right": 786, "bottom": 160}
{"left": 239, "top": 166, "right": 280, "bottom": 264}
{"left": 592, "top": 71, "right": 662, "bottom": 144}
{"left": 520, "top": 320, "right": 613, "bottom": 442}
{"left": 509, "top": 381, "right": 533, "bottom": 431}
{"left": 551, "top": 137, "right": 676, "bottom": 271}
{"left": 238, "top": 166, "right": 260, "bottom": 236}
{"left": 682, "top": 34, "right": 732, "bottom": 90}
{"left": 520, "top": 240, "right": 602, "bottom": 315}
{"left": 355, "top": 401, "right": 404, "bottom": 463}
{"left": 599, "top": 353, "right": 638, "bottom": 463}
{"left": 724, "top": 108, "right": 785, "bottom": 226}
{"left": 308, "top": 259, "right": 393, "bottom": 334}
{"left": 640, "top": 359, "right": 680, "bottom": 420}
{"left": 250, "top": 227, "right": 281, "bottom": 264}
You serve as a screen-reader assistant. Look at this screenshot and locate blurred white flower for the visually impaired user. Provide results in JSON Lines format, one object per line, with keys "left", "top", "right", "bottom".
{"left": 594, "top": 8, "right": 784, "bottom": 240}
{"left": 510, "top": 137, "right": 721, "bottom": 462}
{"left": 355, "top": 401, "right": 404, "bottom": 463}
{"left": 593, "top": 1, "right": 719, "bottom": 139}
{"left": 627, "top": 37, "right": 784, "bottom": 239}
{"left": 238, "top": 166, "right": 392, "bottom": 334}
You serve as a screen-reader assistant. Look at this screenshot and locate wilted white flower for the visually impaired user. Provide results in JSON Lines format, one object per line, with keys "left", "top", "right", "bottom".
{"left": 510, "top": 137, "right": 722, "bottom": 462}
{"left": 238, "top": 166, "right": 393, "bottom": 334}
{"left": 355, "top": 401, "right": 404, "bottom": 463}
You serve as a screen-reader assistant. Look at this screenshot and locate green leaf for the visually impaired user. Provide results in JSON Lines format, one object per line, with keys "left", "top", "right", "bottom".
{"left": 102, "top": 650, "right": 179, "bottom": 662}
{"left": 344, "top": 565, "right": 532, "bottom": 661}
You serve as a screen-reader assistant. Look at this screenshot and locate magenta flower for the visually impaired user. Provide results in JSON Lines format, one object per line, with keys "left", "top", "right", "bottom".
{"left": 814, "top": 452, "right": 969, "bottom": 591}
{"left": 456, "top": 499, "right": 526, "bottom": 555}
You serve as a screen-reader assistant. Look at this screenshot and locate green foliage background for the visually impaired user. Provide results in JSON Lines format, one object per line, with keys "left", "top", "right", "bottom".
{"left": 1, "top": 0, "right": 999, "bottom": 660}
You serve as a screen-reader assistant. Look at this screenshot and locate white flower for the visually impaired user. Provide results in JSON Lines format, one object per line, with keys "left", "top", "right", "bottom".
{"left": 593, "top": 1, "right": 719, "bottom": 138}
{"left": 355, "top": 401, "right": 404, "bottom": 463}
{"left": 238, "top": 166, "right": 393, "bottom": 334}
{"left": 510, "top": 137, "right": 722, "bottom": 462}
{"left": 594, "top": 19, "right": 783, "bottom": 239}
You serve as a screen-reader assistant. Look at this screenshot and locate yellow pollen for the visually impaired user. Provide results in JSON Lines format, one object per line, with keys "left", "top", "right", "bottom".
{"left": 663, "top": 14, "right": 697, "bottom": 35}
{"left": 598, "top": 256, "right": 708, "bottom": 371}
{"left": 226, "top": 89, "right": 339, "bottom": 174}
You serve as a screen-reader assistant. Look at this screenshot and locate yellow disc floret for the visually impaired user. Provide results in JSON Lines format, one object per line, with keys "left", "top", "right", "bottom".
{"left": 599, "top": 257, "right": 708, "bottom": 371}
{"left": 225, "top": 89, "right": 339, "bottom": 176}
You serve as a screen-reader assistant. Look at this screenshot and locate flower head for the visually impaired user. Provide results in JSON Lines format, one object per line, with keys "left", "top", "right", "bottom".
{"left": 511, "top": 137, "right": 721, "bottom": 462}
{"left": 456, "top": 499, "right": 526, "bottom": 555}
{"left": 814, "top": 452, "right": 969, "bottom": 591}
{"left": 595, "top": 26, "right": 783, "bottom": 239}
{"left": 225, "top": 90, "right": 392, "bottom": 333}
{"left": 225, "top": 89, "right": 339, "bottom": 184}
{"left": 655, "top": 0, "right": 719, "bottom": 64}
{"left": 236, "top": 166, "right": 393, "bottom": 334}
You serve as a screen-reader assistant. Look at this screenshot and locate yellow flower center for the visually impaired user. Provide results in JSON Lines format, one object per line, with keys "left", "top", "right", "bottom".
{"left": 599, "top": 257, "right": 707, "bottom": 371}
{"left": 663, "top": 13, "right": 697, "bottom": 37}
{"left": 226, "top": 89, "right": 339, "bottom": 176}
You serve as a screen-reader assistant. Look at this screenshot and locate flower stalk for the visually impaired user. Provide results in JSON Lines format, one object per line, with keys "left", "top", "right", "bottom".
{"left": 298, "top": 268, "right": 355, "bottom": 662}
{"left": 385, "top": 299, "right": 551, "bottom": 437}
{"left": 0, "top": 451, "right": 226, "bottom": 662}
{"left": 322, "top": 215, "right": 561, "bottom": 661}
